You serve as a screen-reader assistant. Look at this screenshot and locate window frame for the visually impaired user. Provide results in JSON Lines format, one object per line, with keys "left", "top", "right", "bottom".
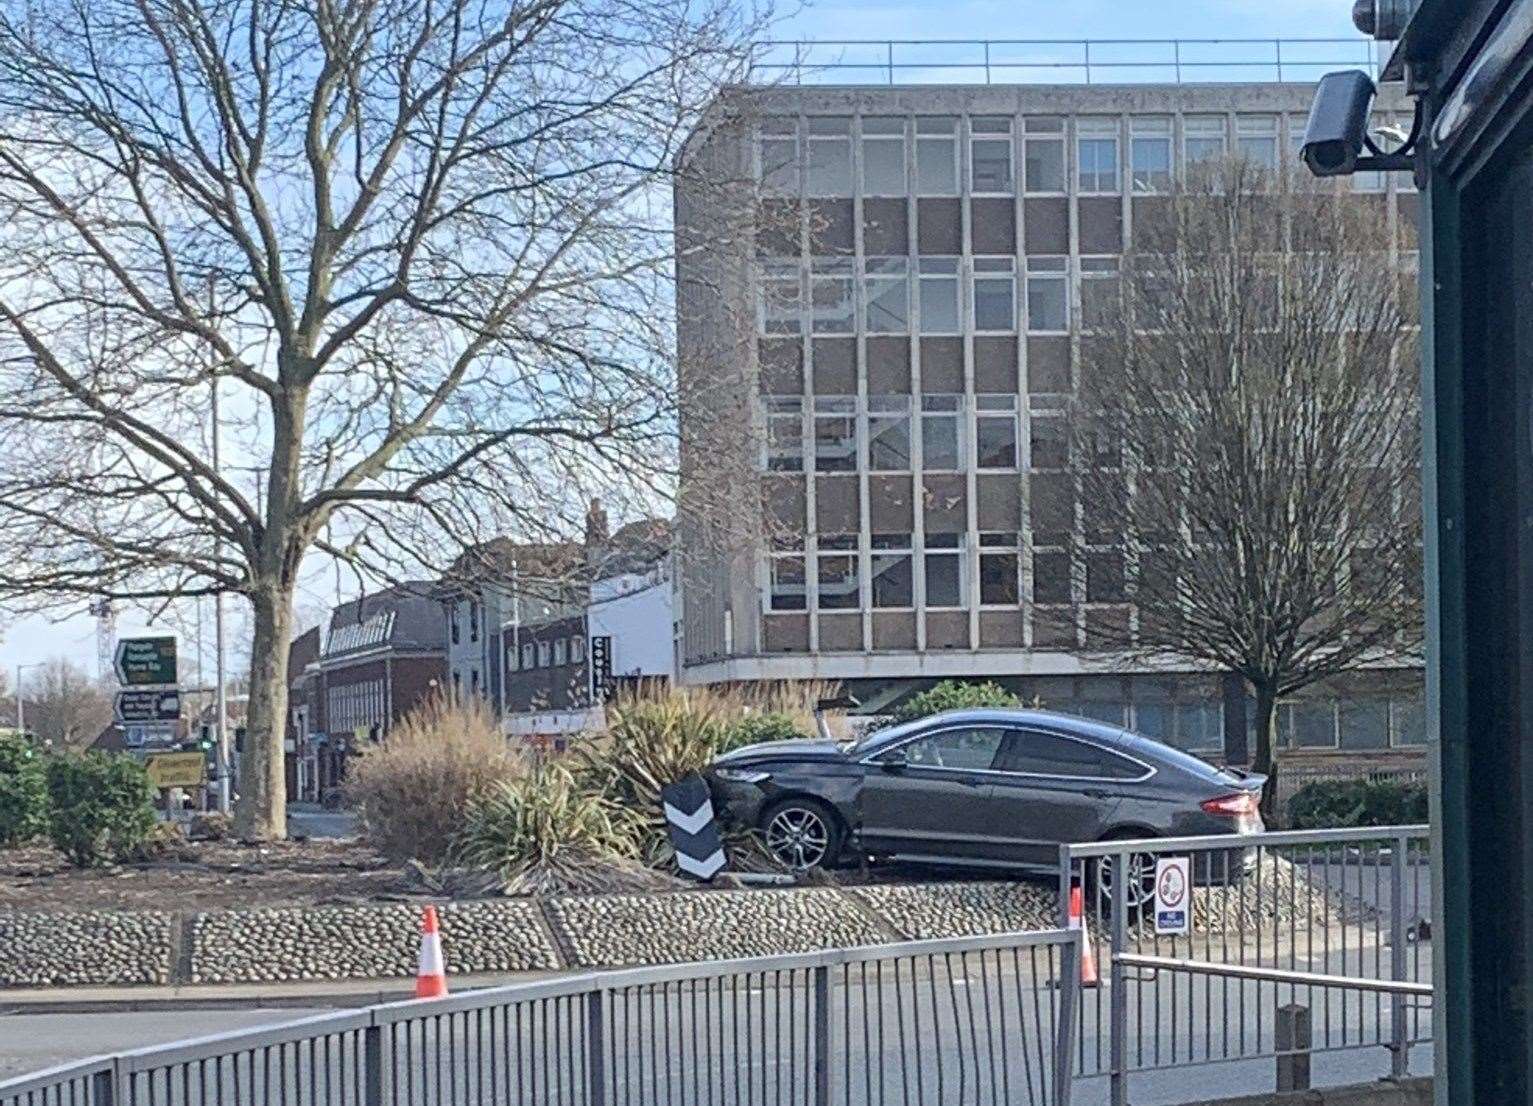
{"left": 978, "top": 531, "right": 1021, "bottom": 608}
{"left": 812, "top": 395, "right": 857, "bottom": 473}
{"left": 758, "top": 117, "right": 801, "bottom": 195}
{"left": 1130, "top": 116, "right": 1173, "bottom": 194}
{"left": 918, "top": 257, "right": 961, "bottom": 335}
{"left": 869, "top": 531, "right": 915, "bottom": 610}
{"left": 914, "top": 115, "right": 959, "bottom": 196}
{"left": 975, "top": 393, "right": 1019, "bottom": 470}
{"left": 805, "top": 116, "right": 852, "bottom": 196}
{"left": 920, "top": 393, "right": 964, "bottom": 472}
{"left": 864, "top": 256, "right": 910, "bottom": 334}
{"left": 763, "top": 396, "right": 805, "bottom": 473}
{"left": 1025, "top": 256, "right": 1069, "bottom": 333}
{"left": 1022, "top": 116, "right": 1066, "bottom": 195}
{"left": 922, "top": 531, "right": 967, "bottom": 610}
{"left": 972, "top": 256, "right": 1017, "bottom": 333}
{"left": 969, "top": 115, "right": 1014, "bottom": 195}
{"left": 866, "top": 394, "right": 913, "bottom": 473}
{"left": 1076, "top": 118, "right": 1121, "bottom": 195}
{"left": 861, "top": 116, "right": 908, "bottom": 196}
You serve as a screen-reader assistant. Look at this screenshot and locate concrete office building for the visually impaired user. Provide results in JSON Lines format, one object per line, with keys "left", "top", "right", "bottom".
{"left": 674, "top": 68, "right": 1424, "bottom": 781}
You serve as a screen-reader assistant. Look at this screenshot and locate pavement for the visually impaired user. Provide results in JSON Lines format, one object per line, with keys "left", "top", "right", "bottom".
{"left": 285, "top": 804, "right": 358, "bottom": 840}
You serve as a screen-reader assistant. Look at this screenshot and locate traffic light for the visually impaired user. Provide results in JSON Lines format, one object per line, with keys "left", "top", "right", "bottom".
{"left": 198, "top": 724, "right": 214, "bottom": 752}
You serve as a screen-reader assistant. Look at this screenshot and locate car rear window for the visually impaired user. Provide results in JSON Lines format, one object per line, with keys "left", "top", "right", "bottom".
{"left": 999, "top": 730, "right": 1145, "bottom": 779}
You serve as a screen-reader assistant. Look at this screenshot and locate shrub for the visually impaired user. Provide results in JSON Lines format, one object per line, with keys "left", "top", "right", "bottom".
{"left": 0, "top": 734, "right": 48, "bottom": 847}
{"left": 887, "top": 680, "right": 1021, "bottom": 724}
{"left": 454, "top": 764, "right": 649, "bottom": 894}
{"left": 347, "top": 695, "right": 522, "bottom": 863}
{"left": 45, "top": 752, "right": 157, "bottom": 867}
{"left": 1287, "top": 778, "right": 1429, "bottom": 829}
{"left": 723, "top": 711, "right": 808, "bottom": 752}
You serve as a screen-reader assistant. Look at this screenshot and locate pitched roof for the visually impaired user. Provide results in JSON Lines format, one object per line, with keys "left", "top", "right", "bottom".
{"left": 324, "top": 582, "right": 446, "bottom": 659}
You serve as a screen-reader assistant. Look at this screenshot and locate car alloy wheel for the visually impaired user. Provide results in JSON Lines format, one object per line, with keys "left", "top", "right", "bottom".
{"left": 1096, "top": 851, "right": 1159, "bottom": 915}
{"left": 765, "top": 805, "right": 831, "bottom": 870}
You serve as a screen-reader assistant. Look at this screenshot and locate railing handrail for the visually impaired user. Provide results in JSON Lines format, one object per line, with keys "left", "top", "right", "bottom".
{"left": 0, "top": 927, "right": 1082, "bottom": 1096}
{"left": 1114, "top": 953, "right": 1435, "bottom": 997}
{"left": 1062, "top": 823, "right": 1428, "bottom": 859}
{"left": 747, "top": 35, "right": 1381, "bottom": 86}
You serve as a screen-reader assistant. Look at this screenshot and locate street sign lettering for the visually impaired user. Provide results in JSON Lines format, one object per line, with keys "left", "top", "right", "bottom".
{"left": 145, "top": 750, "right": 206, "bottom": 789}
{"left": 114, "top": 637, "right": 177, "bottom": 686}
{"left": 115, "top": 688, "right": 181, "bottom": 723}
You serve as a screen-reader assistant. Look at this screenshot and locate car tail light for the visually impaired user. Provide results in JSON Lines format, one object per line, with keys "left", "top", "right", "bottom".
{"left": 1201, "top": 792, "right": 1259, "bottom": 819}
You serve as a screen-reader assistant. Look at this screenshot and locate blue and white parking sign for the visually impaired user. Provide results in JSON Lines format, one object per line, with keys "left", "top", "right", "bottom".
{"left": 1154, "top": 857, "right": 1191, "bottom": 935}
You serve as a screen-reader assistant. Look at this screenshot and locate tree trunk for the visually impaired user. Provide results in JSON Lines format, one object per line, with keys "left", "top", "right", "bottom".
{"left": 236, "top": 576, "right": 294, "bottom": 841}
{"left": 1252, "top": 680, "right": 1280, "bottom": 826}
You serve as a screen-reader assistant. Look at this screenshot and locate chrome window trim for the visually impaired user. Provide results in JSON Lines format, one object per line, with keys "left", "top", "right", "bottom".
{"left": 857, "top": 721, "right": 1156, "bottom": 783}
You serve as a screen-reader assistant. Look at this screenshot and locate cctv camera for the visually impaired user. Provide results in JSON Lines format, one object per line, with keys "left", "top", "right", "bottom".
{"left": 1301, "top": 70, "right": 1377, "bottom": 177}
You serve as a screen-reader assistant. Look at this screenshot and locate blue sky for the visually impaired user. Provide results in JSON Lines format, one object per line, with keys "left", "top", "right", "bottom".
{"left": 774, "top": 0, "right": 1359, "bottom": 42}
{"left": 0, "top": 0, "right": 1369, "bottom": 679}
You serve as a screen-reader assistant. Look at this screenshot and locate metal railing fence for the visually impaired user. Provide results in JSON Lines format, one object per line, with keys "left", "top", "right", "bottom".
{"left": 0, "top": 930, "right": 1082, "bottom": 1106}
{"left": 747, "top": 38, "right": 1383, "bottom": 87}
{"left": 1058, "top": 825, "right": 1432, "bottom": 1106}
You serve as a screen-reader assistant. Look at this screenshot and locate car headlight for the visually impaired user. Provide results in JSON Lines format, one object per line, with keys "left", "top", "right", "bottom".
{"left": 714, "top": 767, "right": 770, "bottom": 784}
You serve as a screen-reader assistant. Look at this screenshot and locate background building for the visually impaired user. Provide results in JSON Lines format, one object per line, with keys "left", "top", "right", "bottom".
{"left": 675, "top": 77, "right": 1423, "bottom": 787}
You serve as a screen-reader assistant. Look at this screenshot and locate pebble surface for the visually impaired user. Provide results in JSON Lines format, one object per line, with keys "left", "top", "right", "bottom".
{"left": 0, "top": 910, "right": 171, "bottom": 986}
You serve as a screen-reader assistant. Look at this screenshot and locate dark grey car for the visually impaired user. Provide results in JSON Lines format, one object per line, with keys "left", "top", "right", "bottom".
{"left": 708, "top": 707, "right": 1264, "bottom": 885}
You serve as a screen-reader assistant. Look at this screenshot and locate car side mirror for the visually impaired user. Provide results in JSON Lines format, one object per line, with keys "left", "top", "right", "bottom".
{"left": 880, "top": 749, "right": 907, "bottom": 773}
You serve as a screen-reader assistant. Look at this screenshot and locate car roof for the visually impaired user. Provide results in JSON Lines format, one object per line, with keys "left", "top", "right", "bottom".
{"left": 859, "top": 707, "right": 1227, "bottom": 780}
{"left": 858, "top": 707, "right": 1133, "bottom": 751}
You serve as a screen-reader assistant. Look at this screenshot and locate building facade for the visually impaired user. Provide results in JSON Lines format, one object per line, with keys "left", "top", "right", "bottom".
{"left": 675, "top": 79, "right": 1424, "bottom": 768}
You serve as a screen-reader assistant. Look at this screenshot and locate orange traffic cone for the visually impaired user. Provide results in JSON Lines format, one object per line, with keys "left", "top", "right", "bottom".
{"left": 415, "top": 905, "right": 449, "bottom": 999}
{"left": 1067, "top": 884, "right": 1100, "bottom": 988}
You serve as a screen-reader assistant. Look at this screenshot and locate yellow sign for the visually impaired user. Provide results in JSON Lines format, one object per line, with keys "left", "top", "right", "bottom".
{"left": 145, "top": 751, "right": 206, "bottom": 789}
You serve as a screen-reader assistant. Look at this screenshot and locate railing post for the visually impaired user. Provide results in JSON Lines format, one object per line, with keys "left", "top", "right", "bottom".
{"left": 813, "top": 964, "right": 832, "bottom": 1105}
{"left": 1389, "top": 833, "right": 1410, "bottom": 1079}
{"left": 363, "top": 1024, "right": 385, "bottom": 1106}
{"left": 1109, "top": 848, "right": 1129, "bottom": 1106}
{"left": 1053, "top": 937, "right": 1081, "bottom": 1106}
{"left": 1275, "top": 1003, "right": 1312, "bottom": 1091}
{"left": 1057, "top": 843, "right": 1073, "bottom": 930}
{"left": 587, "top": 988, "right": 608, "bottom": 1106}
{"left": 886, "top": 42, "right": 894, "bottom": 86}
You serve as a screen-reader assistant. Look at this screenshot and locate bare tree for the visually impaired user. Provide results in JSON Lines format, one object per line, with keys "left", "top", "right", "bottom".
{"left": 1066, "top": 160, "right": 1422, "bottom": 815}
{"left": 0, "top": 0, "right": 762, "bottom": 837}
{"left": 25, "top": 658, "right": 114, "bottom": 749}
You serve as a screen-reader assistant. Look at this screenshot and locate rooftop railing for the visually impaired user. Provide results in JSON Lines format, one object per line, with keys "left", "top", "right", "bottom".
{"left": 748, "top": 37, "right": 1384, "bottom": 87}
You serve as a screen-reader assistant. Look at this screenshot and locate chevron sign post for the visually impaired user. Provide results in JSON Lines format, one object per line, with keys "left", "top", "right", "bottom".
{"left": 661, "top": 774, "right": 726, "bottom": 880}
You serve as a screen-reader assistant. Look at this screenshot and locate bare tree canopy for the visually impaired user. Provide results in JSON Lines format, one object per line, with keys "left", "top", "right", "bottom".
{"left": 1067, "top": 160, "right": 1422, "bottom": 813}
{"left": 0, "top": 0, "right": 760, "bottom": 837}
{"left": 19, "top": 658, "right": 113, "bottom": 749}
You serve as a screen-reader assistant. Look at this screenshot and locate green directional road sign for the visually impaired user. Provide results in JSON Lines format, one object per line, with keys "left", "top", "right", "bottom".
{"left": 114, "top": 636, "right": 177, "bottom": 686}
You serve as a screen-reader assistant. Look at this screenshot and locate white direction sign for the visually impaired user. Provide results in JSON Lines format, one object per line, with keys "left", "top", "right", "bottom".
{"left": 115, "top": 688, "right": 181, "bottom": 723}
{"left": 1154, "top": 856, "right": 1191, "bottom": 935}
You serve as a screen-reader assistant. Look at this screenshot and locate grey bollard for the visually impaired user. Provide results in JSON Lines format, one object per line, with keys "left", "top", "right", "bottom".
{"left": 1275, "top": 1003, "right": 1312, "bottom": 1092}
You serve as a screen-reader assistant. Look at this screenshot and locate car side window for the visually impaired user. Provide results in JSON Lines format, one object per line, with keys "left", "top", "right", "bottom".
{"left": 999, "top": 729, "right": 1145, "bottom": 779}
{"left": 901, "top": 726, "right": 1006, "bottom": 771}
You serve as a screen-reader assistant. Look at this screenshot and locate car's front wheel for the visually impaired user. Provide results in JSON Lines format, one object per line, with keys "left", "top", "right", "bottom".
{"left": 761, "top": 798, "right": 842, "bottom": 871}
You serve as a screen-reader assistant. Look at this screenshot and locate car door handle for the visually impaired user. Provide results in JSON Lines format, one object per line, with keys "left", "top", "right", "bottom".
{"left": 1083, "top": 788, "right": 1111, "bottom": 800}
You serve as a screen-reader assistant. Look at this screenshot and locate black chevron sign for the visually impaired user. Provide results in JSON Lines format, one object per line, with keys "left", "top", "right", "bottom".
{"left": 661, "top": 774, "right": 726, "bottom": 880}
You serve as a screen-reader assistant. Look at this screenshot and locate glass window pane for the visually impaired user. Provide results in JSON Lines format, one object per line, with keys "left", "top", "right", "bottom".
{"left": 862, "top": 118, "right": 906, "bottom": 194}
{"left": 1027, "top": 270, "right": 1068, "bottom": 332}
{"left": 924, "top": 544, "right": 963, "bottom": 607}
{"left": 813, "top": 398, "right": 856, "bottom": 472}
{"left": 1003, "top": 730, "right": 1138, "bottom": 778}
{"left": 770, "top": 556, "right": 806, "bottom": 611}
{"left": 817, "top": 554, "right": 860, "bottom": 609}
{"left": 904, "top": 726, "right": 1004, "bottom": 770}
{"left": 865, "top": 258, "right": 909, "bottom": 333}
{"left": 922, "top": 405, "right": 961, "bottom": 470}
{"left": 977, "top": 414, "right": 1017, "bottom": 469}
{"left": 919, "top": 266, "right": 960, "bottom": 334}
{"left": 760, "top": 121, "right": 799, "bottom": 193}
{"left": 868, "top": 397, "right": 911, "bottom": 471}
{"left": 1393, "top": 695, "right": 1426, "bottom": 746}
{"left": 806, "top": 118, "right": 851, "bottom": 195}
{"left": 980, "top": 552, "right": 1019, "bottom": 605}
{"left": 1185, "top": 115, "right": 1227, "bottom": 168}
{"left": 1290, "top": 701, "right": 1336, "bottom": 748}
{"left": 916, "top": 117, "right": 957, "bottom": 195}
{"left": 972, "top": 134, "right": 1013, "bottom": 193}
{"left": 1078, "top": 122, "right": 1119, "bottom": 193}
{"left": 1339, "top": 698, "right": 1390, "bottom": 750}
{"left": 810, "top": 261, "right": 854, "bottom": 334}
{"left": 1025, "top": 137, "right": 1064, "bottom": 193}
{"left": 871, "top": 552, "right": 913, "bottom": 607}
{"left": 1131, "top": 118, "right": 1172, "bottom": 192}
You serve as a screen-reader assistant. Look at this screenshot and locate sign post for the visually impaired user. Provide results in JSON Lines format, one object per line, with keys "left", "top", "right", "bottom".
{"left": 114, "top": 688, "right": 181, "bottom": 724}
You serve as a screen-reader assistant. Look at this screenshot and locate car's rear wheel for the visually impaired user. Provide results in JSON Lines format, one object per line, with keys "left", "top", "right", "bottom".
{"left": 761, "top": 798, "right": 842, "bottom": 871}
{"left": 1093, "top": 836, "right": 1160, "bottom": 919}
